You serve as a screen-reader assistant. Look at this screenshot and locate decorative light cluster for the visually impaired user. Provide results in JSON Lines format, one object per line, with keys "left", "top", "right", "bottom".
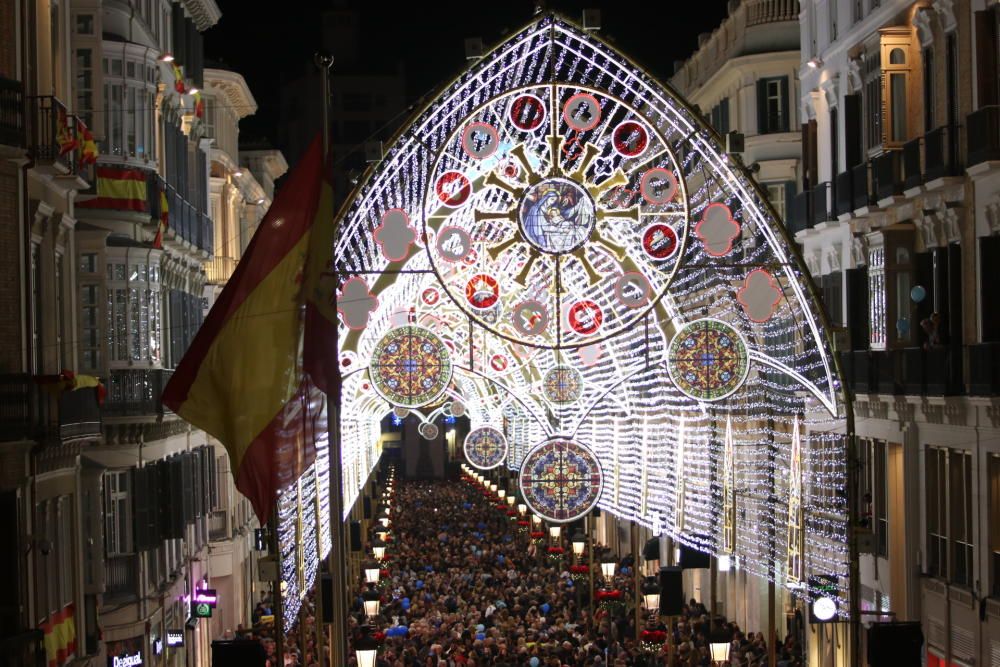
{"left": 325, "top": 15, "right": 849, "bottom": 609}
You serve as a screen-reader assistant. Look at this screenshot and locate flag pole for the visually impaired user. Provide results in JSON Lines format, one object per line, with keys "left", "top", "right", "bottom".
{"left": 314, "top": 50, "right": 348, "bottom": 667}
{"left": 269, "top": 505, "right": 285, "bottom": 667}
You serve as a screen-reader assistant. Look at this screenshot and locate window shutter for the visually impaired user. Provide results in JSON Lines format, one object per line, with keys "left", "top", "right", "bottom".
{"left": 132, "top": 467, "right": 149, "bottom": 551}
{"left": 193, "top": 448, "right": 204, "bottom": 519}
{"left": 181, "top": 452, "right": 194, "bottom": 524}
{"left": 168, "top": 456, "right": 185, "bottom": 538}
{"left": 208, "top": 451, "right": 218, "bottom": 511}
{"left": 844, "top": 94, "right": 863, "bottom": 168}
{"left": 779, "top": 77, "right": 790, "bottom": 131}
{"left": 756, "top": 79, "right": 768, "bottom": 134}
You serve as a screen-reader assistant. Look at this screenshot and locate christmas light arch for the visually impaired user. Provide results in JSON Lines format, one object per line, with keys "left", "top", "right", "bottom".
{"left": 330, "top": 15, "right": 850, "bottom": 609}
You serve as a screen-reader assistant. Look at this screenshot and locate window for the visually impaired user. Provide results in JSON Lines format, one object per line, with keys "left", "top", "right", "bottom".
{"left": 80, "top": 284, "right": 100, "bottom": 370}
{"left": 74, "top": 50, "right": 93, "bottom": 128}
{"left": 860, "top": 439, "right": 888, "bottom": 557}
{"left": 829, "top": 0, "right": 838, "bottom": 42}
{"left": 886, "top": 48, "right": 909, "bottom": 145}
{"left": 765, "top": 183, "right": 787, "bottom": 220}
{"left": 923, "top": 47, "right": 935, "bottom": 132}
{"left": 101, "top": 56, "right": 156, "bottom": 159}
{"left": 853, "top": 0, "right": 863, "bottom": 23}
{"left": 868, "top": 243, "right": 886, "bottom": 348}
{"left": 757, "top": 77, "right": 789, "bottom": 134}
{"left": 75, "top": 13, "right": 93, "bottom": 34}
{"left": 106, "top": 257, "right": 161, "bottom": 364}
{"left": 104, "top": 470, "right": 133, "bottom": 555}
{"left": 863, "top": 49, "right": 883, "bottom": 152}
{"left": 55, "top": 253, "right": 65, "bottom": 369}
{"left": 31, "top": 243, "right": 42, "bottom": 374}
{"left": 990, "top": 456, "right": 1000, "bottom": 596}
{"left": 926, "top": 447, "right": 974, "bottom": 586}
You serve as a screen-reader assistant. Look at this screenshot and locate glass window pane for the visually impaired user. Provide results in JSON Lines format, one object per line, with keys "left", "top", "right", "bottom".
{"left": 890, "top": 73, "right": 907, "bottom": 142}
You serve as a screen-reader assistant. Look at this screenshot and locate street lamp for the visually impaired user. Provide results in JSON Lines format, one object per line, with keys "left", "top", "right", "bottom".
{"left": 517, "top": 503, "right": 526, "bottom": 516}
{"left": 375, "top": 526, "right": 388, "bottom": 542}
{"left": 362, "top": 589, "right": 381, "bottom": 619}
{"left": 600, "top": 556, "right": 617, "bottom": 581}
{"left": 548, "top": 525, "right": 561, "bottom": 540}
{"left": 354, "top": 631, "right": 379, "bottom": 667}
{"left": 641, "top": 576, "right": 661, "bottom": 613}
{"left": 506, "top": 495, "right": 515, "bottom": 507}
{"left": 570, "top": 533, "right": 587, "bottom": 557}
{"left": 498, "top": 489, "right": 506, "bottom": 499}
{"left": 378, "top": 516, "right": 390, "bottom": 528}
{"left": 531, "top": 514, "right": 542, "bottom": 526}
{"left": 371, "top": 539, "right": 386, "bottom": 561}
{"left": 709, "top": 627, "right": 732, "bottom": 664}
{"left": 364, "top": 562, "right": 381, "bottom": 585}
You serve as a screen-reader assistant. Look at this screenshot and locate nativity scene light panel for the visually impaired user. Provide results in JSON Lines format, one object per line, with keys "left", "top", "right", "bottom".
{"left": 332, "top": 15, "right": 849, "bottom": 605}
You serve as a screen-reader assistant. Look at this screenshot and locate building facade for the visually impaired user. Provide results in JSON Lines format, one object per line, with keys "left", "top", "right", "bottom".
{"left": 796, "top": 0, "right": 1000, "bottom": 665}
{"left": 0, "top": 1, "right": 279, "bottom": 665}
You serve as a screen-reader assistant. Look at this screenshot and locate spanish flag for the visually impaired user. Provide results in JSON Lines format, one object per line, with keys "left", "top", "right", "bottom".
{"left": 172, "top": 62, "right": 187, "bottom": 94}
{"left": 162, "top": 137, "right": 334, "bottom": 523}
{"left": 40, "top": 602, "right": 76, "bottom": 667}
{"left": 56, "top": 107, "right": 77, "bottom": 157}
{"left": 77, "top": 119, "right": 98, "bottom": 166}
{"left": 76, "top": 166, "right": 148, "bottom": 212}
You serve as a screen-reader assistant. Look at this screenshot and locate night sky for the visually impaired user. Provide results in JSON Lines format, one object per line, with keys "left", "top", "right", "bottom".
{"left": 205, "top": 0, "right": 730, "bottom": 155}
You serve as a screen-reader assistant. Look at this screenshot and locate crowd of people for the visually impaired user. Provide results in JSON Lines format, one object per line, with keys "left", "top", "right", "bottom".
{"left": 342, "top": 472, "right": 804, "bottom": 666}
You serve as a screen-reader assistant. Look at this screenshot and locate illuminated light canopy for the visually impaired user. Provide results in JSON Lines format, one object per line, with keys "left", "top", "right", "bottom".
{"left": 464, "top": 426, "right": 509, "bottom": 470}
{"left": 519, "top": 439, "right": 603, "bottom": 523}
{"left": 331, "top": 13, "right": 848, "bottom": 610}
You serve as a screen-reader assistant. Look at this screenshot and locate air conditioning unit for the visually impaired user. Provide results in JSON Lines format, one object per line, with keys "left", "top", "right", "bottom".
{"left": 464, "top": 37, "right": 484, "bottom": 60}
{"left": 582, "top": 9, "right": 601, "bottom": 30}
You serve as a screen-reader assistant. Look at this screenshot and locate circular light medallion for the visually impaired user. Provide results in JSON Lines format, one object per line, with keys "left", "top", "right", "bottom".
{"left": 509, "top": 94, "right": 546, "bottom": 131}
{"left": 369, "top": 325, "right": 454, "bottom": 408}
{"left": 512, "top": 300, "right": 549, "bottom": 336}
{"left": 812, "top": 597, "right": 837, "bottom": 622}
{"left": 435, "top": 171, "right": 472, "bottom": 208}
{"left": 612, "top": 120, "right": 649, "bottom": 157}
{"left": 518, "top": 178, "right": 596, "bottom": 254}
{"left": 640, "top": 168, "right": 678, "bottom": 205}
{"left": 418, "top": 422, "right": 439, "bottom": 440}
{"left": 567, "top": 300, "right": 603, "bottom": 336}
{"left": 464, "top": 426, "right": 508, "bottom": 470}
{"left": 450, "top": 399, "right": 466, "bottom": 417}
{"left": 436, "top": 226, "right": 472, "bottom": 263}
{"left": 421, "top": 287, "right": 440, "bottom": 306}
{"left": 614, "top": 272, "right": 651, "bottom": 308}
{"left": 490, "top": 354, "right": 509, "bottom": 372}
{"left": 563, "top": 93, "right": 601, "bottom": 132}
{"left": 667, "top": 318, "right": 750, "bottom": 402}
{"left": 641, "top": 222, "right": 679, "bottom": 260}
{"left": 543, "top": 365, "right": 583, "bottom": 405}
{"left": 518, "top": 438, "right": 603, "bottom": 523}
{"left": 462, "top": 122, "right": 499, "bottom": 160}
{"left": 465, "top": 273, "right": 499, "bottom": 310}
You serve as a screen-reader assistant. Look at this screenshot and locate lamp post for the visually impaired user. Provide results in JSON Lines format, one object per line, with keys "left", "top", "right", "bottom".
{"left": 708, "top": 626, "right": 732, "bottom": 665}
{"left": 371, "top": 538, "right": 386, "bottom": 562}
{"left": 641, "top": 576, "right": 661, "bottom": 615}
{"left": 354, "top": 631, "right": 379, "bottom": 667}
{"left": 600, "top": 556, "right": 617, "bottom": 583}
{"left": 548, "top": 524, "right": 561, "bottom": 543}
{"left": 570, "top": 533, "right": 586, "bottom": 561}
{"left": 364, "top": 562, "right": 381, "bottom": 585}
{"left": 362, "top": 589, "right": 381, "bottom": 621}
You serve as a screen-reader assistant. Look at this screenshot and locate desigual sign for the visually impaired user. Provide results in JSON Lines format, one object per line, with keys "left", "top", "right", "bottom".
{"left": 109, "top": 651, "right": 142, "bottom": 667}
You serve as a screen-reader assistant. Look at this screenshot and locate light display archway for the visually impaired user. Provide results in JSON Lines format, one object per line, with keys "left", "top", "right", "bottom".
{"left": 332, "top": 15, "right": 849, "bottom": 610}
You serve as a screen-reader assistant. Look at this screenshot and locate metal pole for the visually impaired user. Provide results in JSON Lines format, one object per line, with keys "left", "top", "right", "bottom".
{"left": 632, "top": 522, "right": 640, "bottom": 642}
{"left": 314, "top": 50, "right": 348, "bottom": 667}
{"left": 588, "top": 515, "right": 595, "bottom": 621}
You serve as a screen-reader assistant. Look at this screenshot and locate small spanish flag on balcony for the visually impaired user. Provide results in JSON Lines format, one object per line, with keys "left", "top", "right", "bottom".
{"left": 193, "top": 90, "right": 205, "bottom": 119}
{"left": 172, "top": 62, "right": 186, "bottom": 94}
{"left": 40, "top": 602, "right": 76, "bottom": 667}
{"left": 76, "top": 119, "right": 98, "bottom": 166}
{"left": 56, "top": 107, "right": 77, "bottom": 157}
{"left": 76, "top": 166, "right": 148, "bottom": 213}
{"left": 154, "top": 188, "right": 169, "bottom": 249}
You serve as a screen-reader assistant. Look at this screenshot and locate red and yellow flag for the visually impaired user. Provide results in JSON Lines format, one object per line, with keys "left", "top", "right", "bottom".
{"left": 154, "top": 188, "right": 169, "bottom": 249}
{"left": 76, "top": 119, "right": 98, "bottom": 166}
{"left": 56, "top": 108, "right": 77, "bottom": 157}
{"left": 40, "top": 602, "right": 76, "bottom": 667}
{"left": 76, "top": 166, "right": 148, "bottom": 212}
{"left": 162, "top": 137, "right": 334, "bottom": 523}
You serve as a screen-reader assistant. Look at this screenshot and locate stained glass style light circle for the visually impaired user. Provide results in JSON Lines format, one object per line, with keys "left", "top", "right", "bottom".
{"left": 518, "top": 178, "right": 596, "bottom": 254}
{"left": 518, "top": 438, "right": 603, "bottom": 523}
{"left": 369, "top": 325, "right": 453, "bottom": 408}
{"left": 464, "top": 426, "right": 508, "bottom": 470}
{"left": 612, "top": 120, "right": 649, "bottom": 157}
{"left": 543, "top": 365, "right": 583, "bottom": 404}
{"left": 667, "top": 319, "right": 750, "bottom": 402}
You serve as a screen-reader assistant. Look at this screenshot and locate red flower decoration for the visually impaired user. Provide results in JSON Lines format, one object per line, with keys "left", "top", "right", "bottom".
{"left": 596, "top": 589, "right": 623, "bottom": 601}
{"left": 570, "top": 565, "right": 590, "bottom": 574}
{"left": 640, "top": 630, "right": 667, "bottom": 644}
{"left": 547, "top": 546, "right": 565, "bottom": 554}
{"left": 517, "top": 520, "right": 531, "bottom": 527}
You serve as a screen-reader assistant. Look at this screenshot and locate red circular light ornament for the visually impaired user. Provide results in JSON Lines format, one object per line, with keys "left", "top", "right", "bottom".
{"left": 612, "top": 120, "right": 648, "bottom": 157}
{"left": 641, "top": 223, "right": 679, "bottom": 260}
{"left": 509, "top": 94, "right": 546, "bottom": 131}
{"left": 568, "top": 300, "right": 603, "bottom": 335}
{"left": 465, "top": 274, "right": 499, "bottom": 310}
{"left": 435, "top": 171, "right": 472, "bottom": 207}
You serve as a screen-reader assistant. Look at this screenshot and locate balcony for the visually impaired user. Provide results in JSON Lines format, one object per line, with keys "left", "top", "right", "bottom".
{"left": 834, "top": 170, "right": 853, "bottom": 217}
{"left": 27, "top": 95, "right": 73, "bottom": 174}
{"left": 745, "top": 0, "right": 801, "bottom": 25}
{"left": 787, "top": 189, "right": 811, "bottom": 235}
{"left": 103, "top": 368, "right": 174, "bottom": 417}
{"left": 0, "top": 373, "right": 102, "bottom": 444}
{"left": 968, "top": 342, "right": 1000, "bottom": 395}
{"left": 898, "top": 346, "right": 963, "bottom": 396}
{"left": 0, "top": 76, "right": 25, "bottom": 148}
{"left": 810, "top": 181, "right": 832, "bottom": 227}
{"left": 872, "top": 151, "right": 902, "bottom": 201}
{"left": 902, "top": 137, "right": 922, "bottom": 190}
{"left": 967, "top": 105, "right": 1000, "bottom": 168}
{"left": 851, "top": 162, "right": 871, "bottom": 210}
{"left": 208, "top": 509, "right": 230, "bottom": 542}
{"left": 924, "top": 125, "right": 955, "bottom": 181}
{"left": 105, "top": 554, "right": 138, "bottom": 600}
